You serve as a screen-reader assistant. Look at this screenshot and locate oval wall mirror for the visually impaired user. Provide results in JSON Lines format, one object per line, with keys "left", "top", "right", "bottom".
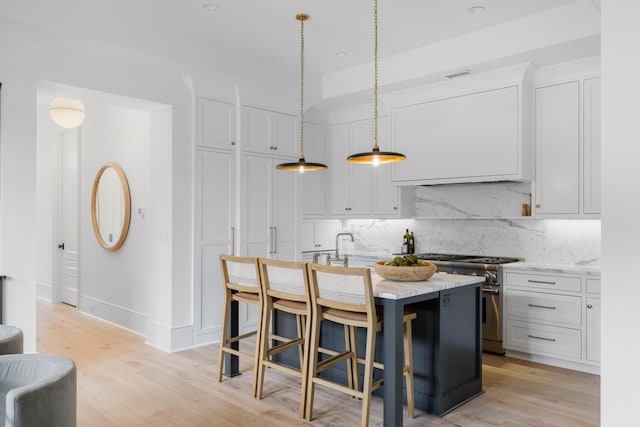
{"left": 91, "top": 162, "right": 131, "bottom": 251}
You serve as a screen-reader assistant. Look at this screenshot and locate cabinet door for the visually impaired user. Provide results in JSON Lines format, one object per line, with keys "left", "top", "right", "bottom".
{"left": 273, "top": 158, "right": 298, "bottom": 260}
{"left": 197, "top": 98, "right": 236, "bottom": 150}
{"left": 194, "top": 150, "right": 235, "bottom": 341}
{"left": 373, "top": 117, "right": 400, "bottom": 216}
{"left": 586, "top": 297, "right": 601, "bottom": 362}
{"left": 302, "top": 122, "right": 326, "bottom": 215}
{"left": 272, "top": 112, "right": 299, "bottom": 158}
{"left": 316, "top": 220, "right": 338, "bottom": 250}
{"left": 349, "top": 119, "right": 373, "bottom": 215}
{"left": 583, "top": 78, "right": 601, "bottom": 214}
{"left": 243, "top": 155, "right": 271, "bottom": 257}
{"left": 328, "top": 123, "right": 351, "bottom": 215}
{"left": 534, "top": 82, "right": 580, "bottom": 214}
{"left": 243, "top": 106, "right": 271, "bottom": 155}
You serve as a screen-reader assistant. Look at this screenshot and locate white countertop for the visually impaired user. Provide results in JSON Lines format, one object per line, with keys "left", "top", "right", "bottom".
{"left": 372, "top": 272, "right": 484, "bottom": 300}
{"left": 501, "top": 262, "right": 601, "bottom": 276}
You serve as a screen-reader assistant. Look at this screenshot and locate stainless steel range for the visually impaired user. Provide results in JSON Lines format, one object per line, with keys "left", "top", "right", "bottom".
{"left": 415, "top": 253, "right": 520, "bottom": 354}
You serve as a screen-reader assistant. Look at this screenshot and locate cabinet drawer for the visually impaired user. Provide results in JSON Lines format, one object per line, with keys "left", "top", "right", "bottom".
{"left": 586, "top": 279, "right": 601, "bottom": 295}
{"left": 505, "top": 272, "right": 581, "bottom": 292}
{"left": 505, "top": 319, "right": 582, "bottom": 359}
{"left": 506, "top": 289, "right": 582, "bottom": 326}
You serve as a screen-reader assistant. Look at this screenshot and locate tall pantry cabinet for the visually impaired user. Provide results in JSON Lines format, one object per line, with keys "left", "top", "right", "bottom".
{"left": 194, "top": 95, "right": 302, "bottom": 345}
{"left": 194, "top": 97, "right": 237, "bottom": 346}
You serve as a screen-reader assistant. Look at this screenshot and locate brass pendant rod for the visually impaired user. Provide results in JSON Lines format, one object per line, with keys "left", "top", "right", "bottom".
{"left": 297, "top": 13, "right": 308, "bottom": 160}
{"left": 373, "top": 0, "right": 379, "bottom": 150}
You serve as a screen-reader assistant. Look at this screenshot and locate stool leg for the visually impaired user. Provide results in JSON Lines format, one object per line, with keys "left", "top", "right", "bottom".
{"left": 360, "top": 326, "right": 376, "bottom": 427}
{"left": 349, "top": 325, "right": 360, "bottom": 395}
{"left": 296, "top": 314, "right": 305, "bottom": 371}
{"left": 404, "top": 318, "right": 415, "bottom": 418}
{"left": 217, "top": 291, "right": 231, "bottom": 382}
{"left": 305, "top": 313, "right": 322, "bottom": 421}
{"left": 344, "top": 325, "right": 355, "bottom": 392}
{"left": 300, "top": 312, "right": 312, "bottom": 418}
{"left": 255, "top": 298, "right": 272, "bottom": 399}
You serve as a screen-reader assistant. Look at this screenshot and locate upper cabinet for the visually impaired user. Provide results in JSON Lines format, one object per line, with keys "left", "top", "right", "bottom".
{"left": 385, "top": 64, "right": 533, "bottom": 186}
{"left": 534, "top": 82, "right": 581, "bottom": 215}
{"left": 533, "top": 72, "right": 601, "bottom": 217}
{"left": 301, "top": 122, "right": 327, "bottom": 216}
{"left": 243, "top": 106, "right": 299, "bottom": 158}
{"left": 197, "top": 97, "right": 236, "bottom": 151}
{"left": 583, "top": 78, "right": 601, "bottom": 215}
{"left": 325, "top": 111, "right": 413, "bottom": 219}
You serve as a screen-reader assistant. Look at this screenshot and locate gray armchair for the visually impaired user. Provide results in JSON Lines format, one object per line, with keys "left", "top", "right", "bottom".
{"left": 0, "top": 354, "right": 76, "bottom": 427}
{"left": 0, "top": 326, "right": 23, "bottom": 355}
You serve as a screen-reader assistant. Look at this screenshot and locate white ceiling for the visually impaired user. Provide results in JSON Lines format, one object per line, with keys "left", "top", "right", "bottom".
{"left": 0, "top": 0, "right": 589, "bottom": 78}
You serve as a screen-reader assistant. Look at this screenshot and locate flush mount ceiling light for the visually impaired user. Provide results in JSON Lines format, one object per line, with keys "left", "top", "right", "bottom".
{"left": 276, "top": 14, "right": 328, "bottom": 173}
{"left": 346, "top": 0, "right": 406, "bottom": 166}
{"left": 467, "top": 6, "right": 486, "bottom": 14}
{"left": 49, "top": 97, "right": 85, "bottom": 128}
{"left": 202, "top": 3, "right": 218, "bottom": 11}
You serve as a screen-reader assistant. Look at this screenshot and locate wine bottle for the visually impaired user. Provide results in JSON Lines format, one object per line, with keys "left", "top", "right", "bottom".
{"left": 402, "top": 229, "right": 410, "bottom": 254}
{"left": 408, "top": 232, "right": 415, "bottom": 254}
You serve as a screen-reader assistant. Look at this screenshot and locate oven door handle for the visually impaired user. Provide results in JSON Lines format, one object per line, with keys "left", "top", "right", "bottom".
{"left": 482, "top": 287, "right": 500, "bottom": 294}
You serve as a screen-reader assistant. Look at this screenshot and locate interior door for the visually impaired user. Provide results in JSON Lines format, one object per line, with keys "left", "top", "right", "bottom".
{"left": 58, "top": 128, "right": 80, "bottom": 306}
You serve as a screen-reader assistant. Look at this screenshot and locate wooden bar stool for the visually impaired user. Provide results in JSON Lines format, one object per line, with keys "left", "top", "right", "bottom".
{"left": 255, "top": 259, "right": 313, "bottom": 418}
{"left": 217, "top": 255, "right": 263, "bottom": 396}
{"left": 305, "top": 264, "right": 416, "bottom": 427}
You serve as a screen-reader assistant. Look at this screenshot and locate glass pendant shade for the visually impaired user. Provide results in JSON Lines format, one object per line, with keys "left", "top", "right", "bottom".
{"left": 276, "top": 13, "right": 327, "bottom": 172}
{"left": 49, "top": 97, "right": 85, "bottom": 128}
{"left": 346, "top": 0, "right": 406, "bottom": 165}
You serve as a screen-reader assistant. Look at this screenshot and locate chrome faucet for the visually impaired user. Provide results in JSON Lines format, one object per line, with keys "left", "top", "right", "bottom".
{"left": 328, "top": 233, "right": 354, "bottom": 266}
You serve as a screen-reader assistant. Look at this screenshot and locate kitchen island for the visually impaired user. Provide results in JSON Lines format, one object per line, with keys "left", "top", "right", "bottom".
{"left": 273, "top": 272, "right": 484, "bottom": 426}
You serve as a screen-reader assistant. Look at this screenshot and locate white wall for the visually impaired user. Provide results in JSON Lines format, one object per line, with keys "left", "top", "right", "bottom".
{"left": 0, "top": 16, "right": 297, "bottom": 352}
{"left": 78, "top": 103, "right": 152, "bottom": 334}
{"left": 601, "top": 1, "right": 640, "bottom": 424}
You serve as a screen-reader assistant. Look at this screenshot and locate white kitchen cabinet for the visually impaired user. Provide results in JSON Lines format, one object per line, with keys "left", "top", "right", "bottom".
{"left": 327, "top": 120, "right": 372, "bottom": 216}
{"left": 503, "top": 267, "right": 601, "bottom": 373}
{"left": 242, "top": 154, "right": 298, "bottom": 262}
{"left": 586, "top": 279, "right": 601, "bottom": 363}
{"left": 533, "top": 76, "right": 601, "bottom": 217}
{"left": 533, "top": 82, "right": 580, "bottom": 215}
{"left": 390, "top": 85, "right": 525, "bottom": 185}
{"left": 301, "top": 122, "right": 327, "bottom": 216}
{"left": 197, "top": 97, "right": 237, "bottom": 151}
{"left": 326, "top": 117, "right": 413, "bottom": 218}
{"left": 243, "top": 106, "right": 299, "bottom": 158}
{"left": 583, "top": 77, "right": 601, "bottom": 214}
{"left": 300, "top": 219, "right": 339, "bottom": 252}
{"left": 194, "top": 149, "right": 236, "bottom": 345}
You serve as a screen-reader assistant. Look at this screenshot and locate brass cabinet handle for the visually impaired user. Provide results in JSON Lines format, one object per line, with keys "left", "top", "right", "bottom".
{"left": 528, "top": 303, "right": 556, "bottom": 310}
{"left": 528, "top": 334, "right": 556, "bottom": 342}
{"left": 230, "top": 141, "right": 235, "bottom": 146}
{"left": 393, "top": 206, "right": 398, "bottom": 210}
{"left": 587, "top": 304, "right": 593, "bottom": 309}
{"left": 536, "top": 204, "right": 541, "bottom": 208}
{"left": 528, "top": 279, "right": 556, "bottom": 285}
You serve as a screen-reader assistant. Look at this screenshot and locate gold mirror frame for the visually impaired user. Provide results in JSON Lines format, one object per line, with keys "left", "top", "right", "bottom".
{"left": 91, "top": 162, "right": 131, "bottom": 252}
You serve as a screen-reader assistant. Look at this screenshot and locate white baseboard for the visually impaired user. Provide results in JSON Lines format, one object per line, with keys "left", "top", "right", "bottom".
{"left": 78, "top": 295, "right": 148, "bottom": 337}
{"left": 36, "top": 281, "right": 53, "bottom": 303}
{"left": 505, "top": 350, "right": 600, "bottom": 375}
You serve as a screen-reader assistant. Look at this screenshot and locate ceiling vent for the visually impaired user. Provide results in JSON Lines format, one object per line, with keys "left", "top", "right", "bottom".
{"left": 445, "top": 69, "right": 472, "bottom": 79}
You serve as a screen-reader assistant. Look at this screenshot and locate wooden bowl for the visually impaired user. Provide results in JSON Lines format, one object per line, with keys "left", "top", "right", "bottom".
{"left": 374, "top": 261, "right": 437, "bottom": 282}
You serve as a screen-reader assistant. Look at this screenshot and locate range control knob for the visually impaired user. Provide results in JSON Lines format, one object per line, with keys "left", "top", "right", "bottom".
{"left": 485, "top": 272, "right": 497, "bottom": 284}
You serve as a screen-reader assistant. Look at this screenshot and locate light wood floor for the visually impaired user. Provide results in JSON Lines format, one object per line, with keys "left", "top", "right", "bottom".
{"left": 36, "top": 301, "right": 600, "bottom": 426}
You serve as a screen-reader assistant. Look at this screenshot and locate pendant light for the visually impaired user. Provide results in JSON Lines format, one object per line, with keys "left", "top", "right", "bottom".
{"left": 276, "top": 13, "right": 328, "bottom": 173}
{"left": 346, "top": 0, "right": 406, "bottom": 166}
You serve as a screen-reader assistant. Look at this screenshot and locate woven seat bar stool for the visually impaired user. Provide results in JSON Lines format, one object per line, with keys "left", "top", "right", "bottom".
{"left": 217, "top": 255, "right": 263, "bottom": 396}
{"left": 305, "top": 264, "right": 416, "bottom": 427}
{"left": 256, "top": 259, "right": 313, "bottom": 417}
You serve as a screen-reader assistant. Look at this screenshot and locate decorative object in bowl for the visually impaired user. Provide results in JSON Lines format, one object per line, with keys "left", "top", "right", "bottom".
{"left": 374, "top": 260, "right": 437, "bottom": 282}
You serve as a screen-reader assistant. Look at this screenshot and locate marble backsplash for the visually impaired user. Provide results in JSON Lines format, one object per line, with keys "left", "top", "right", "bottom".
{"left": 338, "top": 218, "right": 601, "bottom": 266}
